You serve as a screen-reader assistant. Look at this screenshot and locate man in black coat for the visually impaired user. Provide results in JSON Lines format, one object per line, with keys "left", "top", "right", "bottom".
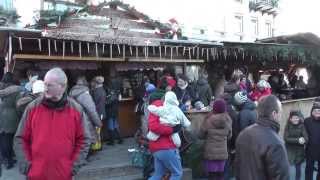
{"left": 235, "top": 95, "right": 290, "bottom": 180}
{"left": 304, "top": 99, "right": 320, "bottom": 180}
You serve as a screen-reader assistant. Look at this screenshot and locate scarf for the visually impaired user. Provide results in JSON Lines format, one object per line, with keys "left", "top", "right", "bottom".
{"left": 42, "top": 93, "right": 68, "bottom": 109}
{"left": 256, "top": 116, "right": 280, "bottom": 133}
{"left": 178, "top": 83, "right": 188, "bottom": 90}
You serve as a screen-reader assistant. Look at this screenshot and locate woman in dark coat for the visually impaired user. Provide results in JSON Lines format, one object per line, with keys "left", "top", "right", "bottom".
{"left": 174, "top": 74, "right": 197, "bottom": 111}
{"left": 0, "top": 72, "right": 22, "bottom": 169}
{"left": 284, "top": 110, "right": 308, "bottom": 180}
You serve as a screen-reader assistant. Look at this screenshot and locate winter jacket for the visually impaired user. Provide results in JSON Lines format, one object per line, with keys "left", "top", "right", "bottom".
{"left": 174, "top": 85, "right": 197, "bottom": 105}
{"left": 91, "top": 85, "right": 106, "bottom": 120}
{"left": 14, "top": 95, "right": 91, "bottom": 180}
{"left": 284, "top": 122, "right": 308, "bottom": 164}
{"left": 16, "top": 93, "right": 40, "bottom": 118}
{"left": 249, "top": 88, "right": 272, "bottom": 101}
{"left": 196, "top": 78, "right": 213, "bottom": 106}
{"left": 224, "top": 82, "right": 240, "bottom": 97}
{"left": 304, "top": 116, "right": 320, "bottom": 161}
{"left": 238, "top": 100, "right": 258, "bottom": 132}
{"left": 148, "top": 100, "right": 176, "bottom": 153}
{"left": 235, "top": 117, "right": 290, "bottom": 180}
{"left": 0, "top": 84, "right": 22, "bottom": 133}
{"left": 70, "top": 84, "right": 102, "bottom": 142}
{"left": 105, "top": 87, "right": 120, "bottom": 119}
{"left": 199, "top": 113, "right": 232, "bottom": 160}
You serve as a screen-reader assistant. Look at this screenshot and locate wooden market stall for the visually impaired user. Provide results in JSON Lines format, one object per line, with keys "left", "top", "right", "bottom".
{"left": 0, "top": 1, "right": 222, "bottom": 138}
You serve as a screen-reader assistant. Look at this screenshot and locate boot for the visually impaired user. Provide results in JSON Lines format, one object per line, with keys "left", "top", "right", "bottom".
{"left": 107, "top": 130, "right": 114, "bottom": 146}
{"left": 114, "top": 129, "right": 123, "bottom": 144}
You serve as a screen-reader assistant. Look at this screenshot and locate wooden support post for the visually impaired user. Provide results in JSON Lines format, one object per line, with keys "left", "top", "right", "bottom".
{"left": 110, "top": 44, "right": 113, "bottom": 59}
{"left": 123, "top": 45, "right": 125, "bottom": 60}
{"left": 164, "top": 46, "right": 167, "bottom": 57}
{"left": 38, "top": 39, "right": 42, "bottom": 52}
{"left": 117, "top": 44, "right": 121, "bottom": 55}
{"left": 176, "top": 46, "right": 179, "bottom": 56}
{"left": 136, "top": 46, "right": 138, "bottom": 59}
{"left": 129, "top": 46, "right": 133, "bottom": 56}
{"left": 48, "top": 39, "right": 51, "bottom": 56}
{"left": 62, "top": 41, "right": 65, "bottom": 58}
{"left": 79, "top": 42, "right": 82, "bottom": 58}
{"left": 19, "top": 37, "right": 22, "bottom": 51}
{"left": 95, "top": 43, "right": 98, "bottom": 58}
{"left": 197, "top": 47, "right": 199, "bottom": 59}
{"left": 54, "top": 40, "right": 57, "bottom": 52}
{"left": 71, "top": 41, "right": 74, "bottom": 53}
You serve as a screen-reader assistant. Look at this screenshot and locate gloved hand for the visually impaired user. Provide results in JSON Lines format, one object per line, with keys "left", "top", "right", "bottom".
{"left": 172, "top": 124, "right": 182, "bottom": 133}
{"left": 298, "top": 137, "right": 305, "bottom": 145}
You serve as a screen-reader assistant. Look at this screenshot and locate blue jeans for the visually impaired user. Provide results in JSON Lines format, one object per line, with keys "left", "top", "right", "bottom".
{"left": 107, "top": 117, "right": 119, "bottom": 130}
{"left": 149, "top": 149, "right": 183, "bottom": 180}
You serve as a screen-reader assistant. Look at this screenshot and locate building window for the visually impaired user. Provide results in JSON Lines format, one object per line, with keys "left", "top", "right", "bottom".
{"left": 235, "top": 0, "right": 243, "bottom": 3}
{"left": 235, "top": 15, "right": 243, "bottom": 33}
{"left": 266, "top": 22, "right": 272, "bottom": 37}
{"left": 251, "top": 18, "right": 259, "bottom": 36}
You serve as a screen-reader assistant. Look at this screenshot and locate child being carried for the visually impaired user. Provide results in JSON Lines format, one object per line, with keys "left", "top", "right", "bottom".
{"left": 147, "top": 91, "right": 191, "bottom": 147}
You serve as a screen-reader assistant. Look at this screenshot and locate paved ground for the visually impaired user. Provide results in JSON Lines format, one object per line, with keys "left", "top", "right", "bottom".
{"left": 0, "top": 137, "right": 317, "bottom": 180}
{"left": 0, "top": 138, "right": 138, "bottom": 180}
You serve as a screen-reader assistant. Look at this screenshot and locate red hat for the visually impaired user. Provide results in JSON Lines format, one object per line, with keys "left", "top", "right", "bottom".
{"left": 166, "top": 76, "right": 176, "bottom": 88}
{"left": 212, "top": 99, "right": 227, "bottom": 114}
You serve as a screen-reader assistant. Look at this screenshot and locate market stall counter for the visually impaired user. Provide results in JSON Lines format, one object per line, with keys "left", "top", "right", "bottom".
{"left": 118, "top": 97, "right": 140, "bottom": 137}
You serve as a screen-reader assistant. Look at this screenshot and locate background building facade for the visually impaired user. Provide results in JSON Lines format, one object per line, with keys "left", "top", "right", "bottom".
{"left": 182, "top": 0, "right": 279, "bottom": 42}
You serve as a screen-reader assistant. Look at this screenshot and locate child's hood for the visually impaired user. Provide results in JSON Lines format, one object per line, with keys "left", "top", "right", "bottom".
{"left": 164, "top": 91, "right": 179, "bottom": 106}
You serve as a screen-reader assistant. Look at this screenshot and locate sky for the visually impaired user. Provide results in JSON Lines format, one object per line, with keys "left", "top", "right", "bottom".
{"left": 14, "top": 0, "right": 320, "bottom": 36}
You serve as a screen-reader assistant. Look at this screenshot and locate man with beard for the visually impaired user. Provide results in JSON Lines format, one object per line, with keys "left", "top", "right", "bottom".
{"left": 14, "top": 68, "right": 91, "bottom": 180}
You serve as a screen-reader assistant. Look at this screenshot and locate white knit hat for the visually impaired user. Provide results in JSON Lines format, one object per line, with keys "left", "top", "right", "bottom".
{"left": 234, "top": 91, "right": 248, "bottom": 105}
{"left": 32, "top": 80, "right": 45, "bottom": 94}
{"left": 257, "top": 80, "right": 270, "bottom": 89}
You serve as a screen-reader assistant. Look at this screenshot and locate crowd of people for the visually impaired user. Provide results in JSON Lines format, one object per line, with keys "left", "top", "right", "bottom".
{"left": 0, "top": 68, "right": 123, "bottom": 180}
{"left": 0, "top": 66, "right": 319, "bottom": 180}
{"left": 139, "top": 70, "right": 319, "bottom": 180}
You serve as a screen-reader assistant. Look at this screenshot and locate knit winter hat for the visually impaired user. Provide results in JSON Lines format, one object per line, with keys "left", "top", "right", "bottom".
{"left": 212, "top": 99, "right": 227, "bottom": 113}
{"left": 93, "top": 76, "right": 104, "bottom": 84}
{"left": 289, "top": 110, "right": 304, "bottom": 119}
{"left": 257, "top": 80, "right": 270, "bottom": 89}
{"left": 312, "top": 98, "right": 320, "bottom": 111}
{"left": 146, "top": 83, "right": 156, "bottom": 93}
{"left": 234, "top": 91, "right": 248, "bottom": 105}
{"left": 32, "top": 80, "right": 45, "bottom": 94}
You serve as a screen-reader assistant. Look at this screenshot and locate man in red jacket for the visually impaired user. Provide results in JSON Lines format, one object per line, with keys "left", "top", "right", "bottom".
{"left": 14, "top": 67, "right": 91, "bottom": 180}
{"left": 148, "top": 77, "right": 182, "bottom": 180}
